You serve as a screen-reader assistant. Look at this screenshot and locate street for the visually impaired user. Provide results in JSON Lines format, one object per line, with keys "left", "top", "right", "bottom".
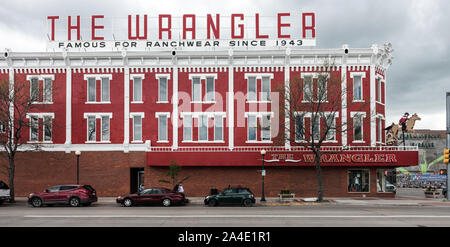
{"left": 1, "top": 194, "right": 450, "bottom": 227}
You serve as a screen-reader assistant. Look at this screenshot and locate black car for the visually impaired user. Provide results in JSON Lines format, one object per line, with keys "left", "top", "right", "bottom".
{"left": 204, "top": 187, "right": 255, "bottom": 207}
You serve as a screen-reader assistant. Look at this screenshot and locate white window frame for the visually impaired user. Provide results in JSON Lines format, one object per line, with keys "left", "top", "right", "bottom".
{"left": 130, "top": 112, "right": 145, "bottom": 143}
{"left": 323, "top": 113, "right": 339, "bottom": 143}
{"left": 155, "top": 112, "right": 170, "bottom": 143}
{"left": 351, "top": 112, "right": 367, "bottom": 143}
{"left": 300, "top": 73, "right": 318, "bottom": 103}
{"left": 244, "top": 73, "right": 274, "bottom": 103}
{"left": 376, "top": 114, "right": 385, "bottom": 144}
{"left": 131, "top": 74, "right": 145, "bottom": 104}
{"left": 26, "top": 75, "right": 55, "bottom": 104}
{"left": 156, "top": 74, "right": 170, "bottom": 103}
{"left": 294, "top": 113, "right": 305, "bottom": 142}
{"left": 188, "top": 74, "right": 218, "bottom": 103}
{"left": 180, "top": 112, "right": 226, "bottom": 143}
{"left": 245, "top": 112, "right": 274, "bottom": 143}
{"left": 43, "top": 115, "right": 52, "bottom": 142}
{"left": 205, "top": 76, "right": 215, "bottom": 102}
{"left": 26, "top": 113, "right": 55, "bottom": 143}
{"left": 83, "top": 113, "right": 113, "bottom": 143}
{"left": 350, "top": 72, "right": 366, "bottom": 103}
{"left": 182, "top": 114, "right": 193, "bottom": 142}
{"left": 198, "top": 115, "right": 208, "bottom": 141}
{"left": 214, "top": 114, "right": 223, "bottom": 141}
{"left": 84, "top": 74, "right": 113, "bottom": 104}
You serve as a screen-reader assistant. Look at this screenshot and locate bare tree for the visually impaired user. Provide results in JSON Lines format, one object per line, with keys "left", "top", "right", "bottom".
{"left": 275, "top": 62, "right": 369, "bottom": 202}
{"left": 0, "top": 78, "right": 46, "bottom": 202}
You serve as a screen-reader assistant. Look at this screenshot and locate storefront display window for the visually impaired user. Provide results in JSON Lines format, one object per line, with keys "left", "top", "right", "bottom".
{"left": 348, "top": 169, "right": 369, "bottom": 192}
{"left": 377, "top": 169, "right": 396, "bottom": 192}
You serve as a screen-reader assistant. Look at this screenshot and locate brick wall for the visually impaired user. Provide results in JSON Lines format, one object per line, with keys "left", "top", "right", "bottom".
{"left": 0, "top": 151, "right": 395, "bottom": 198}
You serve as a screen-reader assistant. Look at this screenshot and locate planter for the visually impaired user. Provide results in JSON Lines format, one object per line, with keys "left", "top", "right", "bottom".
{"left": 278, "top": 193, "right": 296, "bottom": 202}
{"left": 424, "top": 189, "right": 442, "bottom": 199}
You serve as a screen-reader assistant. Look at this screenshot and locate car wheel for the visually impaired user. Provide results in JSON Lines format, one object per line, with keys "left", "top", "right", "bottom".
{"left": 162, "top": 198, "right": 172, "bottom": 207}
{"left": 69, "top": 197, "right": 80, "bottom": 207}
{"left": 123, "top": 198, "right": 133, "bottom": 207}
{"left": 31, "top": 197, "right": 43, "bottom": 207}
{"left": 242, "top": 199, "right": 253, "bottom": 207}
{"left": 208, "top": 198, "right": 217, "bottom": 207}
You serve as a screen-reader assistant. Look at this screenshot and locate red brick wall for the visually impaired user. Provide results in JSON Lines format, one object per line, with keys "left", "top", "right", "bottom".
{"left": 146, "top": 165, "right": 395, "bottom": 198}
{"left": 0, "top": 151, "right": 394, "bottom": 198}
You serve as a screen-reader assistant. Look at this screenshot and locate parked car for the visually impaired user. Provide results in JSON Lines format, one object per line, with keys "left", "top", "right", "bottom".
{"left": 0, "top": 181, "right": 10, "bottom": 205}
{"left": 116, "top": 187, "right": 186, "bottom": 207}
{"left": 204, "top": 187, "right": 255, "bottom": 207}
{"left": 28, "top": 185, "right": 97, "bottom": 207}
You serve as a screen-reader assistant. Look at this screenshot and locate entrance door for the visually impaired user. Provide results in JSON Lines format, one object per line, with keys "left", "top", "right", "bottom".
{"left": 130, "top": 168, "right": 144, "bottom": 194}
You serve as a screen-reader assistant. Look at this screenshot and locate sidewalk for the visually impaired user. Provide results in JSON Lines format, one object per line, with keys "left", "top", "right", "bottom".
{"left": 12, "top": 196, "right": 450, "bottom": 207}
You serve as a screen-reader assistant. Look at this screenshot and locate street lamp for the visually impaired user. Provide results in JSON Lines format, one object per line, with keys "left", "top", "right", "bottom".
{"left": 260, "top": 149, "right": 266, "bottom": 202}
{"left": 75, "top": 151, "right": 81, "bottom": 184}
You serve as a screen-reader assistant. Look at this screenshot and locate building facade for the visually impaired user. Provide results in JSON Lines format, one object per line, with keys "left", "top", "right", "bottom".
{"left": 0, "top": 43, "right": 418, "bottom": 197}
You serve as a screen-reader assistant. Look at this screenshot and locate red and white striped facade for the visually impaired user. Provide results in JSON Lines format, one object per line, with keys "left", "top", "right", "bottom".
{"left": 0, "top": 44, "right": 420, "bottom": 197}
{"left": 0, "top": 44, "right": 395, "bottom": 153}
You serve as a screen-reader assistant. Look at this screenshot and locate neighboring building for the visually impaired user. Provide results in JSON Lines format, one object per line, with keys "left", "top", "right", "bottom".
{"left": 403, "top": 129, "right": 446, "bottom": 173}
{"left": 0, "top": 43, "right": 418, "bottom": 198}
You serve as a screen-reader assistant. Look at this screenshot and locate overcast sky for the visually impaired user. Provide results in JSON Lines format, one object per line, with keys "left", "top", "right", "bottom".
{"left": 0, "top": 0, "right": 449, "bottom": 130}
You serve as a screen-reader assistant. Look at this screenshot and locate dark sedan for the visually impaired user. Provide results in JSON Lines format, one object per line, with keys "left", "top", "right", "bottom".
{"left": 204, "top": 187, "right": 255, "bottom": 207}
{"left": 116, "top": 187, "right": 186, "bottom": 207}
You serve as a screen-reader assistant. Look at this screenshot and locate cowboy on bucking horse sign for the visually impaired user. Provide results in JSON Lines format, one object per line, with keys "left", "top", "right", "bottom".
{"left": 399, "top": 112, "right": 409, "bottom": 132}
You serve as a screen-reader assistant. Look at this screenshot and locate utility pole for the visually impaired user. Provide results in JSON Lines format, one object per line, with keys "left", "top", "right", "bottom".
{"left": 446, "top": 92, "right": 450, "bottom": 200}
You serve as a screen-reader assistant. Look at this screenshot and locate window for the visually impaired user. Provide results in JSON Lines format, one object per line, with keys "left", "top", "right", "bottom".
{"left": 261, "top": 76, "right": 270, "bottom": 101}
{"left": 261, "top": 115, "right": 271, "bottom": 141}
{"left": 133, "top": 115, "right": 142, "bottom": 142}
{"left": 30, "top": 78, "right": 39, "bottom": 102}
{"left": 214, "top": 115, "right": 223, "bottom": 141}
{"left": 87, "top": 116, "right": 96, "bottom": 142}
{"left": 43, "top": 116, "right": 52, "bottom": 141}
{"left": 248, "top": 116, "right": 257, "bottom": 141}
{"left": 348, "top": 169, "right": 370, "bottom": 193}
{"left": 377, "top": 78, "right": 382, "bottom": 102}
{"left": 87, "top": 78, "right": 96, "bottom": 102}
{"left": 377, "top": 117, "right": 383, "bottom": 143}
{"left": 318, "top": 76, "right": 327, "bottom": 101}
{"left": 158, "top": 115, "right": 168, "bottom": 142}
{"left": 133, "top": 77, "right": 142, "bottom": 102}
{"left": 303, "top": 76, "right": 313, "bottom": 101}
{"left": 247, "top": 76, "right": 257, "bottom": 101}
{"left": 101, "top": 78, "right": 110, "bottom": 102}
{"left": 353, "top": 76, "right": 362, "bottom": 101}
{"left": 295, "top": 115, "right": 304, "bottom": 141}
{"left": 183, "top": 116, "right": 192, "bottom": 141}
{"left": 199, "top": 115, "right": 208, "bottom": 141}
{"left": 159, "top": 77, "right": 168, "bottom": 102}
{"left": 30, "top": 116, "right": 38, "bottom": 141}
{"left": 377, "top": 169, "right": 396, "bottom": 193}
{"left": 43, "top": 78, "right": 52, "bottom": 103}
{"left": 85, "top": 75, "right": 112, "bottom": 103}
{"left": 192, "top": 77, "right": 201, "bottom": 102}
{"left": 325, "top": 115, "right": 336, "bottom": 141}
{"left": 101, "top": 116, "right": 110, "bottom": 142}
{"left": 353, "top": 115, "right": 363, "bottom": 141}
{"left": 311, "top": 116, "right": 320, "bottom": 141}
{"left": 206, "top": 77, "right": 215, "bottom": 102}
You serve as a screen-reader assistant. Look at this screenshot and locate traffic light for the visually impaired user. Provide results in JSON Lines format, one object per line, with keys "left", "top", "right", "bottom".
{"left": 444, "top": 149, "right": 450, "bottom": 164}
{"left": 440, "top": 169, "right": 447, "bottom": 175}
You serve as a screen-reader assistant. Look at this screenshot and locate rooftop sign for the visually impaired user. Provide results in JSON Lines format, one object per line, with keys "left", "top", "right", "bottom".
{"left": 46, "top": 13, "right": 316, "bottom": 51}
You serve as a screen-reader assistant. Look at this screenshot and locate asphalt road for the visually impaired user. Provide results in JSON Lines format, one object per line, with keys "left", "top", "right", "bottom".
{"left": 1, "top": 201, "right": 450, "bottom": 227}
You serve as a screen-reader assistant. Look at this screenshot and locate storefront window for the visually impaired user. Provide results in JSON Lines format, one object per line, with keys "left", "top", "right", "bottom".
{"left": 348, "top": 169, "right": 369, "bottom": 192}
{"left": 377, "top": 169, "right": 396, "bottom": 192}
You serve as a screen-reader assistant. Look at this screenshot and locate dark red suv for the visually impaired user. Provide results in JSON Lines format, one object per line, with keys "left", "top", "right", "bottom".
{"left": 28, "top": 185, "right": 97, "bottom": 207}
